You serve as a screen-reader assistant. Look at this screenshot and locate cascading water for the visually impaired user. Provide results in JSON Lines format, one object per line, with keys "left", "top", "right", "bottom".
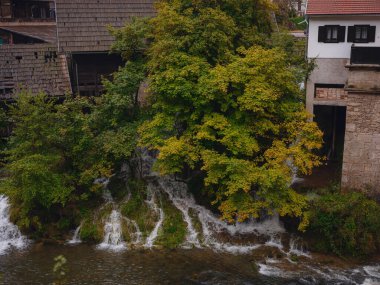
{"left": 137, "top": 149, "right": 286, "bottom": 254}
{"left": 61, "top": 150, "right": 380, "bottom": 283}
{"left": 0, "top": 195, "right": 27, "bottom": 254}
{"left": 98, "top": 210, "right": 126, "bottom": 251}
{"left": 67, "top": 223, "right": 82, "bottom": 245}
{"left": 96, "top": 179, "right": 126, "bottom": 251}
{"left": 157, "top": 176, "right": 276, "bottom": 254}
{"left": 144, "top": 183, "right": 164, "bottom": 248}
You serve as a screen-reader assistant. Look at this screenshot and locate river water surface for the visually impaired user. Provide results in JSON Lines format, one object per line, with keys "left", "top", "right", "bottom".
{"left": 1, "top": 244, "right": 380, "bottom": 284}
{"left": 0, "top": 244, "right": 285, "bottom": 284}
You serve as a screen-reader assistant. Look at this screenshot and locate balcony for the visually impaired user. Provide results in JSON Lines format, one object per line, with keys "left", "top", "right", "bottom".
{"left": 0, "top": 0, "right": 55, "bottom": 23}
{"left": 350, "top": 46, "right": 380, "bottom": 65}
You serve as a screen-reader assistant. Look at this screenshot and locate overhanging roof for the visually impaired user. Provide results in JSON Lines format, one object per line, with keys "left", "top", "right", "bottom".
{"left": 0, "top": 25, "right": 56, "bottom": 43}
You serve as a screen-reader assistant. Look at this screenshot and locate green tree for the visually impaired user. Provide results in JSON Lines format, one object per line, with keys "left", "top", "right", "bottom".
{"left": 1, "top": 92, "right": 108, "bottom": 231}
{"left": 134, "top": 0, "right": 322, "bottom": 228}
{"left": 1, "top": 58, "right": 146, "bottom": 233}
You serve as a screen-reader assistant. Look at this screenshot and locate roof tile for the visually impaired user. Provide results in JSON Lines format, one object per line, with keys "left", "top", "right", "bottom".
{"left": 307, "top": 0, "right": 380, "bottom": 15}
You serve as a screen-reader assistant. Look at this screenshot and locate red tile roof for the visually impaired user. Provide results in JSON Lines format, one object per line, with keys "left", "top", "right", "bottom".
{"left": 307, "top": 0, "right": 380, "bottom": 15}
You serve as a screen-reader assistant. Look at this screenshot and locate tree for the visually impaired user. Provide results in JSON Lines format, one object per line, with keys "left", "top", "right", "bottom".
{"left": 0, "top": 59, "right": 145, "bottom": 232}
{"left": 0, "top": 92, "right": 108, "bottom": 230}
{"left": 135, "top": 0, "right": 322, "bottom": 228}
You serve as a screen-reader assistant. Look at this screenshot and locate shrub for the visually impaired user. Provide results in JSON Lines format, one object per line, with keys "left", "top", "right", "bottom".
{"left": 308, "top": 191, "right": 380, "bottom": 257}
{"left": 80, "top": 219, "right": 102, "bottom": 243}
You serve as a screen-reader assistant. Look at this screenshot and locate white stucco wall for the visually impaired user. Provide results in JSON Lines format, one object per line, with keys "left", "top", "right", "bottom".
{"left": 307, "top": 16, "right": 380, "bottom": 59}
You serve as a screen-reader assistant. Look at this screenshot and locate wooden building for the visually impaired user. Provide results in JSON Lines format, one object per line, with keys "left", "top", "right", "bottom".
{"left": 0, "top": 0, "right": 155, "bottom": 98}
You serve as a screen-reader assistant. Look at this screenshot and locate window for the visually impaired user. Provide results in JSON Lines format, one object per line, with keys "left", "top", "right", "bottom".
{"left": 355, "top": 26, "right": 368, "bottom": 41}
{"left": 327, "top": 26, "right": 338, "bottom": 41}
{"left": 348, "top": 25, "right": 376, "bottom": 43}
{"left": 318, "top": 25, "right": 346, "bottom": 43}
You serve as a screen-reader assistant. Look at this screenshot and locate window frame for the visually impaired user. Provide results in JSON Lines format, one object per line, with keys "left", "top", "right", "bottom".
{"left": 325, "top": 25, "right": 339, "bottom": 43}
{"left": 353, "top": 25, "right": 370, "bottom": 43}
{"left": 318, "top": 25, "right": 346, "bottom": 43}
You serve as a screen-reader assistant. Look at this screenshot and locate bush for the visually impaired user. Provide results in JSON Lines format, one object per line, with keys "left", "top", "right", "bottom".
{"left": 80, "top": 219, "right": 102, "bottom": 243}
{"left": 308, "top": 191, "right": 380, "bottom": 257}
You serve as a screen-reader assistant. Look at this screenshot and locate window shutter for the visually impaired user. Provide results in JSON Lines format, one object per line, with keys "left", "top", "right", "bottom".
{"left": 338, "top": 26, "right": 346, "bottom": 42}
{"left": 368, "top": 26, "right": 376, "bottom": 42}
{"left": 347, "top": 26, "right": 355, "bottom": 42}
{"left": 318, "top": 26, "right": 327, "bottom": 42}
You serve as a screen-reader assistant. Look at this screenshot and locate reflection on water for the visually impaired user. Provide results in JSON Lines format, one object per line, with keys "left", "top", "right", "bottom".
{"left": 0, "top": 244, "right": 379, "bottom": 285}
{"left": 0, "top": 245, "right": 275, "bottom": 285}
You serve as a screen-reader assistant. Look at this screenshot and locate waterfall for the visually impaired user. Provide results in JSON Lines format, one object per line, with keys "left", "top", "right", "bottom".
{"left": 144, "top": 183, "right": 164, "bottom": 248}
{"left": 67, "top": 223, "right": 82, "bottom": 245}
{"left": 98, "top": 210, "right": 126, "bottom": 251}
{"left": 156, "top": 176, "right": 288, "bottom": 254}
{"left": 158, "top": 178, "right": 200, "bottom": 248}
{"left": 135, "top": 149, "right": 288, "bottom": 254}
{"left": 0, "top": 195, "right": 27, "bottom": 254}
{"left": 96, "top": 178, "right": 126, "bottom": 251}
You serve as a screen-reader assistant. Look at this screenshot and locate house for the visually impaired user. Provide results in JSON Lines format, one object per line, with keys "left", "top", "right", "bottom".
{"left": 0, "top": 0, "right": 155, "bottom": 98}
{"left": 306, "top": 0, "right": 380, "bottom": 193}
{"left": 293, "top": 0, "right": 306, "bottom": 16}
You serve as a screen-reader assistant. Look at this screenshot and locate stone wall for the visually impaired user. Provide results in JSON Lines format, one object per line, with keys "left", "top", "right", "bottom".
{"left": 342, "top": 92, "right": 380, "bottom": 193}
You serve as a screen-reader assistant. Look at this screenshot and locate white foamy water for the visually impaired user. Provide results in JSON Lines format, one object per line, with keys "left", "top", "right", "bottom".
{"left": 144, "top": 183, "right": 164, "bottom": 248}
{"left": 364, "top": 266, "right": 380, "bottom": 279}
{"left": 96, "top": 178, "right": 126, "bottom": 251}
{"left": 155, "top": 176, "right": 285, "bottom": 254}
{"left": 258, "top": 263, "right": 289, "bottom": 278}
{"left": 0, "top": 195, "right": 27, "bottom": 254}
{"left": 288, "top": 237, "right": 311, "bottom": 258}
{"left": 67, "top": 223, "right": 82, "bottom": 245}
{"left": 98, "top": 210, "right": 126, "bottom": 251}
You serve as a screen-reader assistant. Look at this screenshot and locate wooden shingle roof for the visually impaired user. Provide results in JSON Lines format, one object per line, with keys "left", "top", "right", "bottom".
{"left": 55, "top": 0, "right": 156, "bottom": 52}
{"left": 0, "top": 25, "right": 57, "bottom": 43}
{"left": 0, "top": 44, "right": 72, "bottom": 98}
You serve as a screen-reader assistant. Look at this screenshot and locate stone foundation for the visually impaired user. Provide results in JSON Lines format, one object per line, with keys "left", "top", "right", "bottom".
{"left": 342, "top": 93, "right": 380, "bottom": 193}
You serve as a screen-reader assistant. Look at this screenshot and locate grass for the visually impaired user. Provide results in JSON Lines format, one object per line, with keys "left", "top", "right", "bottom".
{"left": 79, "top": 202, "right": 113, "bottom": 243}
{"left": 156, "top": 192, "right": 187, "bottom": 249}
{"left": 120, "top": 180, "right": 157, "bottom": 239}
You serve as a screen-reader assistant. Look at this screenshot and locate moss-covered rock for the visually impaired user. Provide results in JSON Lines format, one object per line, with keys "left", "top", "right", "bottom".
{"left": 120, "top": 179, "right": 156, "bottom": 239}
{"left": 80, "top": 218, "right": 103, "bottom": 243}
{"left": 156, "top": 193, "right": 187, "bottom": 249}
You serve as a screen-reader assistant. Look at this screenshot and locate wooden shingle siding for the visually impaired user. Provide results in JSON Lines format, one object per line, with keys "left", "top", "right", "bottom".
{"left": 0, "top": 44, "right": 72, "bottom": 98}
{"left": 55, "top": 0, "right": 156, "bottom": 52}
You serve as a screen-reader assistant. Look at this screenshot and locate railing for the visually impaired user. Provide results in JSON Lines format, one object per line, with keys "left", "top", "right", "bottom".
{"left": 351, "top": 46, "right": 380, "bottom": 65}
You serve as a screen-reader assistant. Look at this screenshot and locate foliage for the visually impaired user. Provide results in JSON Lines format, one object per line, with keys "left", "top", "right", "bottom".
{"left": 308, "top": 191, "right": 380, "bottom": 257}
{"left": 1, "top": 70, "right": 143, "bottom": 234}
{"left": 156, "top": 194, "right": 187, "bottom": 248}
{"left": 290, "top": 16, "right": 307, "bottom": 30}
{"left": 0, "top": 92, "right": 100, "bottom": 230}
{"left": 128, "top": 0, "right": 323, "bottom": 228}
{"left": 1, "top": 0, "right": 322, "bottom": 242}
{"left": 53, "top": 255, "right": 67, "bottom": 285}
{"left": 80, "top": 218, "right": 103, "bottom": 243}
{"left": 120, "top": 180, "right": 156, "bottom": 238}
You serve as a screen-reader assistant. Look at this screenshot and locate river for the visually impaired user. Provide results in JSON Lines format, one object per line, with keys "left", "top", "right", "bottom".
{"left": 0, "top": 243, "right": 380, "bottom": 284}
